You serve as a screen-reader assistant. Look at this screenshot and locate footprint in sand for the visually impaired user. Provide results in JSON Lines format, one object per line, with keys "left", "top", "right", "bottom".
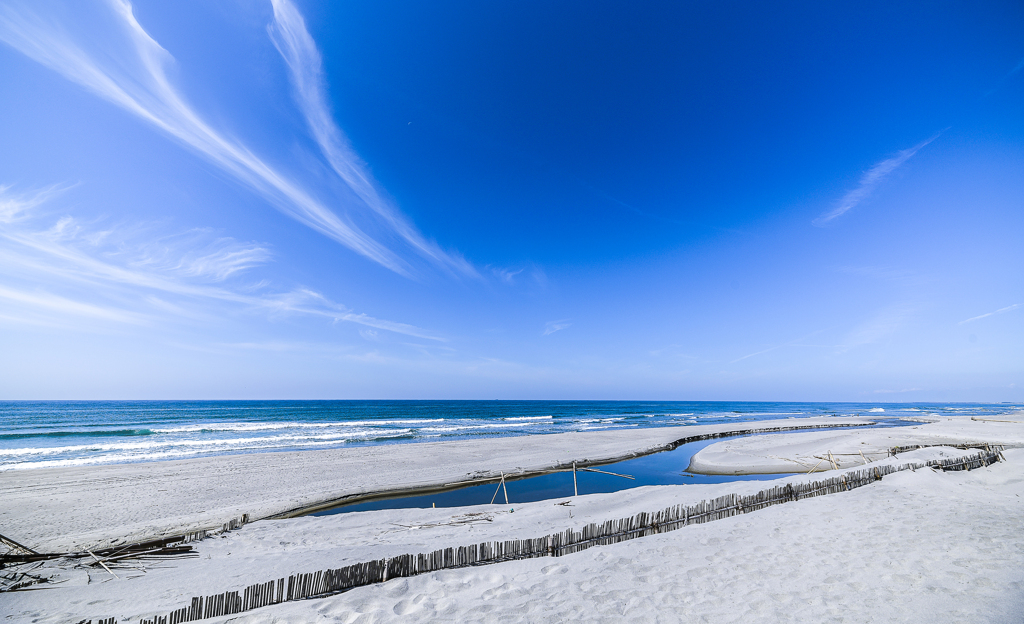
{"left": 392, "top": 600, "right": 417, "bottom": 615}
{"left": 392, "top": 594, "right": 427, "bottom": 615}
{"left": 481, "top": 583, "right": 529, "bottom": 600}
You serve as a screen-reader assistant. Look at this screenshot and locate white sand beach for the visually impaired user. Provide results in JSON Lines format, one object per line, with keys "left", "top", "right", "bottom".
{"left": 3, "top": 415, "right": 1023, "bottom": 623}
{"left": 688, "top": 414, "right": 1024, "bottom": 474}
{"left": 0, "top": 417, "right": 869, "bottom": 553}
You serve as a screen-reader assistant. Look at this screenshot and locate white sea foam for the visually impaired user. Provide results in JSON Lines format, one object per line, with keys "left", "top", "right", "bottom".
{"left": 151, "top": 419, "right": 442, "bottom": 433}
{"left": 503, "top": 416, "right": 553, "bottom": 421}
{"left": 419, "top": 422, "right": 536, "bottom": 433}
{"left": 0, "top": 429, "right": 415, "bottom": 459}
{"left": 0, "top": 430, "right": 426, "bottom": 470}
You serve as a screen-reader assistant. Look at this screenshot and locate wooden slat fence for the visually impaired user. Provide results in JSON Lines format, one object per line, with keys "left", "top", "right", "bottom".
{"left": 179, "top": 514, "right": 250, "bottom": 545}
{"left": 889, "top": 442, "right": 1005, "bottom": 460}
{"left": 132, "top": 448, "right": 1003, "bottom": 624}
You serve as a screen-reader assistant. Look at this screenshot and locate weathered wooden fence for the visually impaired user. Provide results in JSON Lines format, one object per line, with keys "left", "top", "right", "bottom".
{"left": 889, "top": 442, "right": 1005, "bottom": 459}
{"left": 131, "top": 448, "right": 1003, "bottom": 624}
{"left": 179, "top": 514, "right": 250, "bottom": 545}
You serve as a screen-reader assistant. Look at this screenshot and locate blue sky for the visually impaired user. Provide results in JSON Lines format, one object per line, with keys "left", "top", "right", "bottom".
{"left": 0, "top": 0, "right": 1021, "bottom": 400}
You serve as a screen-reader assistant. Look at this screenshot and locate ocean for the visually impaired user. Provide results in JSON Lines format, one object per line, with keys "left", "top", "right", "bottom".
{"left": 0, "top": 400, "right": 1017, "bottom": 471}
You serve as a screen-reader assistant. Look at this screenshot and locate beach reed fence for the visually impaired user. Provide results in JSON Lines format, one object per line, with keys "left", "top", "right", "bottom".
{"left": 133, "top": 448, "right": 1002, "bottom": 624}
{"left": 179, "top": 514, "right": 250, "bottom": 545}
{"left": 889, "top": 442, "right": 1006, "bottom": 460}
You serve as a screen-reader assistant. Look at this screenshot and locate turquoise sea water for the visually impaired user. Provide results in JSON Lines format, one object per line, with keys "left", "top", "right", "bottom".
{"left": 0, "top": 401, "right": 1017, "bottom": 471}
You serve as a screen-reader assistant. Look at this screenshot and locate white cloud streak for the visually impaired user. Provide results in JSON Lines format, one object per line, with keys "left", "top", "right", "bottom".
{"left": 543, "top": 319, "right": 572, "bottom": 335}
{"left": 490, "top": 267, "right": 524, "bottom": 283}
{"left": 729, "top": 329, "right": 827, "bottom": 364}
{"left": 0, "top": 283, "right": 144, "bottom": 324}
{"left": 813, "top": 135, "right": 939, "bottom": 226}
{"left": 0, "top": 183, "right": 68, "bottom": 223}
{"left": 267, "top": 0, "right": 477, "bottom": 278}
{"left": 959, "top": 303, "right": 1021, "bottom": 325}
{"left": 0, "top": 0, "right": 422, "bottom": 275}
{"left": 1010, "top": 56, "right": 1024, "bottom": 76}
{"left": 0, "top": 186, "right": 443, "bottom": 340}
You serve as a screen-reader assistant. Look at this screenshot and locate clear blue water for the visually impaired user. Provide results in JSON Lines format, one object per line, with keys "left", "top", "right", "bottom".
{"left": 0, "top": 400, "right": 1016, "bottom": 471}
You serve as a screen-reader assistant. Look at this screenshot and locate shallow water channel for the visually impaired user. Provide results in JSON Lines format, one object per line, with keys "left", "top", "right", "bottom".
{"left": 309, "top": 420, "right": 915, "bottom": 516}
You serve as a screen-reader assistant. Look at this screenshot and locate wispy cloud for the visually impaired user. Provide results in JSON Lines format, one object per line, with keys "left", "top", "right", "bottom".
{"left": 543, "top": 319, "right": 572, "bottom": 335}
{"left": 959, "top": 303, "right": 1021, "bottom": 325}
{"left": 0, "top": 183, "right": 70, "bottom": 223}
{"left": 838, "top": 305, "right": 915, "bottom": 351}
{"left": 834, "top": 265, "right": 919, "bottom": 283}
{"left": 729, "top": 329, "right": 827, "bottom": 364}
{"left": 0, "top": 283, "right": 144, "bottom": 324}
{"left": 0, "top": 0, "right": 442, "bottom": 276}
{"left": 1009, "top": 56, "right": 1024, "bottom": 77}
{"left": 267, "top": 0, "right": 476, "bottom": 278}
{"left": 0, "top": 185, "right": 442, "bottom": 339}
{"left": 486, "top": 264, "right": 549, "bottom": 289}
{"left": 813, "top": 135, "right": 940, "bottom": 226}
{"left": 982, "top": 56, "right": 1024, "bottom": 98}
{"left": 490, "top": 267, "right": 524, "bottom": 283}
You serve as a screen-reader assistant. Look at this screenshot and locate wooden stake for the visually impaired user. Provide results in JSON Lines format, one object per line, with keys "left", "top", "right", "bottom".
{"left": 489, "top": 475, "right": 503, "bottom": 505}
{"left": 501, "top": 471, "right": 509, "bottom": 505}
{"left": 578, "top": 467, "right": 635, "bottom": 480}
{"left": 87, "top": 549, "right": 119, "bottom": 579}
{"left": 572, "top": 462, "right": 578, "bottom": 496}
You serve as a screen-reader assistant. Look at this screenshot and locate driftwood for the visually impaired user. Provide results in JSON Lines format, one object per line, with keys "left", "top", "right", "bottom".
{"left": 0, "top": 534, "right": 37, "bottom": 556}
{"left": 86, "top": 550, "right": 119, "bottom": 579}
{"left": 0, "top": 514, "right": 249, "bottom": 568}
